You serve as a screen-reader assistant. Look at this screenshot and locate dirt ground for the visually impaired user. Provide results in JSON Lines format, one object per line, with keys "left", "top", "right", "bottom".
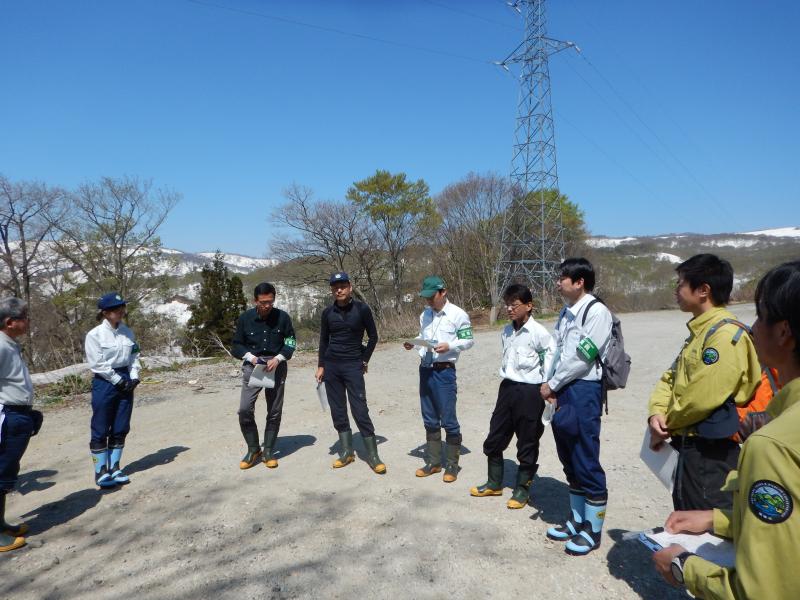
{"left": 1, "top": 304, "right": 757, "bottom": 600}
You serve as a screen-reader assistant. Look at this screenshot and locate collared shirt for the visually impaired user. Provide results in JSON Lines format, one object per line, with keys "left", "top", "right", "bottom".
{"left": 416, "top": 300, "right": 474, "bottom": 364}
{"left": 648, "top": 306, "right": 761, "bottom": 433}
{"left": 318, "top": 299, "right": 378, "bottom": 366}
{"left": 85, "top": 319, "right": 141, "bottom": 384}
{"left": 547, "top": 293, "right": 613, "bottom": 391}
{"left": 0, "top": 331, "right": 34, "bottom": 406}
{"left": 499, "top": 317, "right": 553, "bottom": 384}
{"left": 232, "top": 307, "right": 296, "bottom": 364}
{"left": 684, "top": 377, "right": 800, "bottom": 600}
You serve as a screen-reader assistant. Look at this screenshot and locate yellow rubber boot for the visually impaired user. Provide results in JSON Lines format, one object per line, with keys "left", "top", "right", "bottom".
{"left": 470, "top": 456, "right": 504, "bottom": 497}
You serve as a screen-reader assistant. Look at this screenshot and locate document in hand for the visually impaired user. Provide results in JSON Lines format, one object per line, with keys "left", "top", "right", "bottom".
{"left": 317, "top": 382, "right": 329, "bottom": 412}
{"left": 637, "top": 527, "right": 735, "bottom": 568}
{"left": 640, "top": 428, "right": 679, "bottom": 492}
{"left": 405, "top": 337, "right": 436, "bottom": 349}
{"left": 247, "top": 364, "right": 275, "bottom": 389}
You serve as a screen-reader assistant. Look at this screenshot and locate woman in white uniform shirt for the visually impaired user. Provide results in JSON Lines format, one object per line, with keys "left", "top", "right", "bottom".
{"left": 85, "top": 292, "right": 141, "bottom": 488}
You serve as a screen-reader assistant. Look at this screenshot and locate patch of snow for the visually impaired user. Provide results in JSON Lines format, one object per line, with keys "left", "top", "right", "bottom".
{"left": 707, "top": 238, "right": 760, "bottom": 248}
{"left": 151, "top": 300, "right": 193, "bottom": 326}
{"left": 585, "top": 237, "right": 637, "bottom": 248}
{"left": 197, "top": 252, "right": 278, "bottom": 272}
{"left": 742, "top": 227, "right": 800, "bottom": 238}
{"left": 655, "top": 253, "right": 682, "bottom": 264}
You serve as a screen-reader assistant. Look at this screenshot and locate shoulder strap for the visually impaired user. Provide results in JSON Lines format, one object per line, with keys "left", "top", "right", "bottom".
{"left": 764, "top": 367, "right": 779, "bottom": 394}
{"left": 703, "top": 318, "right": 752, "bottom": 347}
{"left": 581, "top": 298, "right": 602, "bottom": 327}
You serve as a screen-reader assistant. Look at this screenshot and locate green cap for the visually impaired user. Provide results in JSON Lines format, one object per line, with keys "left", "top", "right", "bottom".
{"left": 419, "top": 275, "right": 446, "bottom": 298}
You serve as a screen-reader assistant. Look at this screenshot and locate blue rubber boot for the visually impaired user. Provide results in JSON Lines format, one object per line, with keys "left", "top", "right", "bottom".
{"left": 92, "top": 450, "right": 116, "bottom": 488}
{"left": 109, "top": 447, "right": 130, "bottom": 485}
{"left": 546, "top": 489, "right": 585, "bottom": 541}
{"left": 565, "top": 499, "right": 606, "bottom": 556}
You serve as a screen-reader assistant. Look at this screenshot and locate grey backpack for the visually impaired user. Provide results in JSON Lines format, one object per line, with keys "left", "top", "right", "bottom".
{"left": 581, "top": 299, "right": 632, "bottom": 408}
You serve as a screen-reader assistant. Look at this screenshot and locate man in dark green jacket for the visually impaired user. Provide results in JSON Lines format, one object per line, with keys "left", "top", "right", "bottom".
{"left": 232, "top": 282, "right": 296, "bottom": 470}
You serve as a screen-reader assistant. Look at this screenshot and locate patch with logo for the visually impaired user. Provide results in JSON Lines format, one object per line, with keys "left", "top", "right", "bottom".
{"left": 132, "top": 343, "right": 140, "bottom": 354}
{"left": 749, "top": 479, "right": 793, "bottom": 524}
{"left": 702, "top": 347, "right": 719, "bottom": 365}
{"left": 456, "top": 326, "right": 473, "bottom": 340}
{"left": 284, "top": 336, "right": 297, "bottom": 349}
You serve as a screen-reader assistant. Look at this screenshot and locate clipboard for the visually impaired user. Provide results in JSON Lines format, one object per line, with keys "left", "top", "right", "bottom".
{"left": 247, "top": 364, "right": 275, "bottom": 389}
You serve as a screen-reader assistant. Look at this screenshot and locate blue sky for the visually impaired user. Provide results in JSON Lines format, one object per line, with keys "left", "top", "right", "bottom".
{"left": 2, "top": 0, "right": 798, "bottom": 256}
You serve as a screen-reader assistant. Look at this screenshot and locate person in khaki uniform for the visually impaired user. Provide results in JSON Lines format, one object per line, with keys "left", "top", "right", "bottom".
{"left": 648, "top": 254, "right": 761, "bottom": 510}
{"left": 653, "top": 260, "right": 800, "bottom": 600}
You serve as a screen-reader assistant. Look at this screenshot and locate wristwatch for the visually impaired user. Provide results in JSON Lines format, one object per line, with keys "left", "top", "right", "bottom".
{"left": 670, "top": 551, "right": 694, "bottom": 585}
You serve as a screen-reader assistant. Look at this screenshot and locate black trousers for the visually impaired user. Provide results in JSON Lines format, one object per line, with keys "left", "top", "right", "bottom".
{"left": 324, "top": 360, "right": 375, "bottom": 437}
{"left": 483, "top": 379, "right": 546, "bottom": 473}
{"left": 671, "top": 436, "right": 740, "bottom": 510}
{"left": 238, "top": 361, "right": 288, "bottom": 442}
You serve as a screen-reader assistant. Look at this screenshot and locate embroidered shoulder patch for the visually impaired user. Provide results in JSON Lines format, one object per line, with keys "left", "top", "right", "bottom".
{"left": 702, "top": 347, "right": 719, "bottom": 365}
{"left": 284, "top": 336, "right": 297, "bottom": 349}
{"left": 749, "top": 479, "right": 793, "bottom": 524}
{"left": 456, "top": 326, "right": 473, "bottom": 340}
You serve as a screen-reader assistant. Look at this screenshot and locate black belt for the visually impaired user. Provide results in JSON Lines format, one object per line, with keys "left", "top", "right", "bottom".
{"left": 430, "top": 362, "right": 454, "bottom": 371}
{"left": 0, "top": 404, "right": 32, "bottom": 413}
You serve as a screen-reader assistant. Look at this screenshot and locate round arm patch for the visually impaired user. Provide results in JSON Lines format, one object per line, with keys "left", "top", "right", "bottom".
{"left": 749, "top": 480, "right": 793, "bottom": 524}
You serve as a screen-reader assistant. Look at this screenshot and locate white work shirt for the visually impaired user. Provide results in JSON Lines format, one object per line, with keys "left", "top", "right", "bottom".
{"left": 85, "top": 320, "right": 142, "bottom": 384}
{"left": 416, "top": 300, "right": 474, "bottom": 364}
{"left": 0, "top": 331, "right": 34, "bottom": 406}
{"left": 499, "top": 317, "right": 554, "bottom": 384}
{"left": 547, "top": 294, "right": 612, "bottom": 392}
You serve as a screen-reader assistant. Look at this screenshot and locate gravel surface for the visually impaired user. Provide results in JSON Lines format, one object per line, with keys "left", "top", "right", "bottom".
{"left": 2, "top": 304, "right": 756, "bottom": 599}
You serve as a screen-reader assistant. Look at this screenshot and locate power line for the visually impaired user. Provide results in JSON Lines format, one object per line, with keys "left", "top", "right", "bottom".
{"left": 419, "top": 0, "right": 521, "bottom": 31}
{"left": 185, "top": 0, "right": 492, "bottom": 65}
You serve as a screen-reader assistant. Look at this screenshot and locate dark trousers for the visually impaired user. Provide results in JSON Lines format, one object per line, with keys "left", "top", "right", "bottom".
{"left": 671, "top": 436, "right": 739, "bottom": 510}
{"left": 0, "top": 406, "right": 35, "bottom": 492}
{"left": 551, "top": 379, "right": 607, "bottom": 502}
{"left": 419, "top": 365, "right": 460, "bottom": 442}
{"left": 324, "top": 360, "right": 375, "bottom": 437}
{"left": 483, "top": 379, "right": 546, "bottom": 473}
{"left": 238, "top": 361, "right": 288, "bottom": 443}
{"left": 90, "top": 369, "right": 133, "bottom": 451}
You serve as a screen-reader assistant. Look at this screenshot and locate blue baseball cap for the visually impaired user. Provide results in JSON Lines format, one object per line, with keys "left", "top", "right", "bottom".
{"left": 329, "top": 272, "right": 350, "bottom": 285}
{"left": 97, "top": 292, "right": 126, "bottom": 310}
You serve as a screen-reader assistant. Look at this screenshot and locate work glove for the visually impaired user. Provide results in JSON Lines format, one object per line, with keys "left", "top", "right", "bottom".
{"left": 127, "top": 378, "right": 140, "bottom": 393}
{"left": 30, "top": 409, "right": 44, "bottom": 436}
{"left": 114, "top": 380, "right": 128, "bottom": 393}
{"left": 738, "top": 411, "right": 772, "bottom": 442}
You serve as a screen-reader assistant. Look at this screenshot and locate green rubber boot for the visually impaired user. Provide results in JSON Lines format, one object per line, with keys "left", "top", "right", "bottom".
{"left": 362, "top": 436, "right": 386, "bottom": 474}
{"left": 443, "top": 442, "right": 461, "bottom": 483}
{"left": 470, "top": 456, "right": 504, "bottom": 497}
{"left": 507, "top": 468, "right": 534, "bottom": 509}
{"left": 262, "top": 430, "right": 279, "bottom": 468}
{"left": 415, "top": 430, "right": 442, "bottom": 477}
{"left": 333, "top": 431, "right": 355, "bottom": 468}
{"left": 239, "top": 428, "right": 262, "bottom": 470}
{"left": 0, "top": 493, "right": 25, "bottom": 552}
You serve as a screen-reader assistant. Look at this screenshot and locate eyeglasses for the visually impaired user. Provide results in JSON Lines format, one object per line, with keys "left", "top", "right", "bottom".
{"left": 256, "top": 300, "right": 274, "bottom": 306}
{"left": 506, "top": 303, "right": 526, "bottom": 311}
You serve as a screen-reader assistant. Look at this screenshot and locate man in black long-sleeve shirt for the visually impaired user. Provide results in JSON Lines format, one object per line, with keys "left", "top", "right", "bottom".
{"left": 315, "top": 272, "right": 385, "bottom": 474}
{"left": 232, "top": 282, "right": 296, "bottom": 470}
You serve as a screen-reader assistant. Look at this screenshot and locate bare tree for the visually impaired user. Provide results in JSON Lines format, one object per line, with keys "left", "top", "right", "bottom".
{"left": 47, "top": 176, "right": 180, "bottom": 304}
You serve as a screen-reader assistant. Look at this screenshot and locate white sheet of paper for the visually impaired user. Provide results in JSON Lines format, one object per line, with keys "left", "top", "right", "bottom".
{"left": 317, "top": 382, "right": 329, "bottom": 412}
{"left": 541, "top": 402, "right": 556, "bottom": 427}
{"left": 247, "top": 364, "right": 275, "bottom": 389}
{"left": 405, "top": 337, "right": 436, "bottom": 349}
{"left": 640, "top": 428, "right": 679, "bottom": 492}
{"left": 638, "top": 528, "right": 735, "bottom": 568}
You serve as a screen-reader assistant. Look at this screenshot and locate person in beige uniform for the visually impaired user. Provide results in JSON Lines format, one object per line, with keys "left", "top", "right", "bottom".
{"left": 654, "top": 261, "right": 800, "bottom": 600}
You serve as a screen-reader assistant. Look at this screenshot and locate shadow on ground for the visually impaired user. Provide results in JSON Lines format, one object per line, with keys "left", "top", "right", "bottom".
{"left": 407, "top": 442, "right": 473, "bottom": 461}
{"left": 126, "top": 445, "right": 190, "bottom": 476}
{"left": 606, "top": 528, "right": 687, "bottom": 599}
{"left": 15, "top": 469, "right": 58, "bottom": 495}
{"left": 20, "top": 487, "right": 117, "bottom": 535}
{"left": 273, "top": 434, "right": 316, "bottom": 459}
{"left": 528, "top": 475, "right": 569, "bottom": 523}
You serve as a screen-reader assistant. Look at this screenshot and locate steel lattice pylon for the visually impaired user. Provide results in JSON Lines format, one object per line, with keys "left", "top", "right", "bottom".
{"left": 496, "top": 0, "right": 576, "bottom": 310}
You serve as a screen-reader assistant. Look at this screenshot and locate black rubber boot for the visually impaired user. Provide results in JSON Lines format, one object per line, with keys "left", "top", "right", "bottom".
{"left": 416, "top": 430, "right": 442, "bottom": 477}
{"left": 362, "top": 436, "right": 386, "bottom": 474}
{"left": 507, "top": 468, "right": 534, "bottom": 509}
{"left": 262, "top": 430, "right": 279, "bottom": 468}
{"left": 470, "top": 456, "right": 504, "bottom": 497}
{"left": 239, "top": 428, "right": 262, "bottom": 469}
{"left": 443, "top": 441, "right": 461, "bottom": 483}
{"left": 333, "top": 431, "right": 355, "bottom": 468}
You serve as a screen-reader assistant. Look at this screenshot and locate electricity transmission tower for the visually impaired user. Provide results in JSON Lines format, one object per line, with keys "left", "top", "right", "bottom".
{"left": 495, "top": 0, "right": 577, "bottom": 310}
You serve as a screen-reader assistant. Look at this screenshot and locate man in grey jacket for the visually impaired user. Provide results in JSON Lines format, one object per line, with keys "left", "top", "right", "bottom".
{"left": 0, "top": 297, "right": 42, "bottom": 552}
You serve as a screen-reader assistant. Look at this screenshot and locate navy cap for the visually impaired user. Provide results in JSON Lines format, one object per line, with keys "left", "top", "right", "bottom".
{"left": 97, "top": 292, "right": 127, "bottom": 310}
{"left": 329, "top": 272, "right": 350, "bottom": 285}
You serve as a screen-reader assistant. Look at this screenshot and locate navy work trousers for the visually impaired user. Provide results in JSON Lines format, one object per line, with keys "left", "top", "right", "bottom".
{"left": 551, "top": 379, "right": 607, "bottom": 502}
{"left": 0, "top": 406, "right": 35, "bottom": 492}
{"left": 90, "top": 369, "right": 133, "bottom": 451}
{"left": 419, "top": 365, "right": 460, "bottom": 441}
{"left": 324, "top": 360, "right": 375, "bottom": 437}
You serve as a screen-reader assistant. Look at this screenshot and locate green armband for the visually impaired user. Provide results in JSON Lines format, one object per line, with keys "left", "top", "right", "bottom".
{"left": 577, "top": 337, "right": 598, "bottom": 361}
{"left": 456, "top": 326, "right": 473, "bottom": 340}
{"left": 284, "top": 336, "right": 297, "bottom": 349}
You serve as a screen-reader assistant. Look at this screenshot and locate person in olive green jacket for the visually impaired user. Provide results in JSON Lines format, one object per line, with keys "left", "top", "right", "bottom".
{"left": 653, "top": 260, "right": 800, "bottom": 600}
{"left": 648, "top": 254, "right": 761, "bottom": 510}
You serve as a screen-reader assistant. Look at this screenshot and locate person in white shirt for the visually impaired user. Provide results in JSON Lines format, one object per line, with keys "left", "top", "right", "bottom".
{"left": 403, "top": 276, "right": 474, "bottom": 483}
{"left": 469, "top": 284, "right": 553, "bottom": 509}
{"left": 85, "top": 292, "right": 142, "bottom": 488}
{"left": 541, "top": 258, "right": 613, "bottom": 556}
